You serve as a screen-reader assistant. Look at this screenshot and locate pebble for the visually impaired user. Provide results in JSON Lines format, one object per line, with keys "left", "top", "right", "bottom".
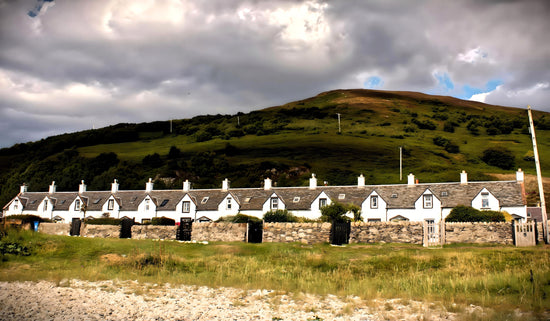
{"left": 0, "top": 280, "right": 463, "bottom": 320}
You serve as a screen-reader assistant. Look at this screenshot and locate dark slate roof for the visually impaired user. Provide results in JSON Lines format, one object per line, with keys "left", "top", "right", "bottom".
{"left": 5, "top": 180, "right": 525, "bottom": 213}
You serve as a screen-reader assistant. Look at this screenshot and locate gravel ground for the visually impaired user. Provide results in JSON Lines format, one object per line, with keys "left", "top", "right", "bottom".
{"left": 0, "top": 280, "right": 477, "bottom": 320}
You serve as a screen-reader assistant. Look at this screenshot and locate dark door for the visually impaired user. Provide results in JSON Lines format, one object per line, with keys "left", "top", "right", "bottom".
{"left": 330, "top": 221, "right": 350, "bottom": 245}
{"left": 248, "top": 220, "right": 263, "bottom": 243}
{"left": 120, "top": 218, "right": 134, "bottom": 238}
{"left": 70, "top": 218, "right": 81, "bottom": 236}
{"left": 177, "top": 217, "right": 193, "bottom": 241}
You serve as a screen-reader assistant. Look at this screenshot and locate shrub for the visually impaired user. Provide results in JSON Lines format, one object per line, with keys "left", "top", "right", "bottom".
{"left": 320, "top": 202, "right": 351, "bottom": 223}
{"left": 481, "top": 147, "right": 515, "bottom": 170}
{"left": 217, "top": 213, "right": 261, "bottom": 223}
{"left": 263, "top": 210, "right": 298, "bottom": 223}
{"left": 443, "top": 121, "right": 455, "bottom": 133}
{"left": 4, "top": 214, "right": 47, "bottom": 224}
{"left": 445, "top": 205, "right": 505, "bottom": 222}
{"left": 151, "top": 217, "right": 175, "bottom": 226}
{"left": 85, "top": 217, "right": 122, "bottom": 225}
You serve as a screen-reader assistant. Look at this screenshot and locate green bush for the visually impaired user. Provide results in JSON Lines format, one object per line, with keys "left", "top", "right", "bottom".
{"left": 217, "top": 213, "right": 261, "bottom": 223}
{"left": 151, "top": 217, "right": 175, "bottom": 226}
{"left": 85, "top": 217, "right": 122, "bottom": 225}
{"left": 4, "top": 214, "right": 48, "bottom": 224}
{"left": 445, "top": 205, "right": 505, "bottom": 222}
{"left": 263, "top": 210, "right": 298, "bottom": 223}
{"left": 481, "top": 147, "right": 515, "bottom": 170}
{"left": 320, "top": 202, "right": 351, "bottom": 223}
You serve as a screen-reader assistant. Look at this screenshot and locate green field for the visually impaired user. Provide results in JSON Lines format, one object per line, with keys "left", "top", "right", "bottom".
{"left": 1, "top": 229, "right": 549, "bottom": 319}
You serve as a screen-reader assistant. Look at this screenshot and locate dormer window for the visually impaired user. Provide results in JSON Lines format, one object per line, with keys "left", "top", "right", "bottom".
{"left": 319, "top": 198, "right": 327, "bottom": 208}
{"left": 226, "top": 198, "right": 232, "bottom": 210}
{"left": 145, "top": 198, "right": 150, "bottom": 211}
{"left": 441, "top": 191, "right": 448, "bottom": 197}
{"left": 271, "top": 197, "right": 279, "bottom": 210}
{"left": 370, "top": 195, "right": 378, "bottom": 209}
{"left": 75, "top": 199, "right": 80, "bottom": 211}
{"left": 481, "top": 192, "right": 489, "bottom": 208}
{"left": 423, "top": 195, "right": 433, "bottom": 209}
{"left": 108, "top": 199, "right": 114, "bottom": 210}
{"left": 338, "top": 194, "right": 345, "bottom": 200}
{"left": 182, "top": 201, "right": 190, "bottom": 213}
{"left": 201, "top": 197, "right": 209, "bottom": 204}
{"left": 13, "top": 200, "right": 18, "bottom": 210}
{"left": 43, "top": 201, "right": 48, "bottom": 211}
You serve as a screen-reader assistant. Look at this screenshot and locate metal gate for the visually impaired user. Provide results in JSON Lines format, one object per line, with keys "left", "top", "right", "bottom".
{"left": 247, "top": 221, "right": 263, "bottom": 243}
{"left": 177, "top": 218, "right": 193, "bottom": 241}
{"left": 423, "top": 220, "right": 444, "bottom": 247}
{"left": 330, "top": 221, "right": 350, "bottom": 245}
{"left": 119, "top": 218, "right": 134, "bottom": 239}
{"left": 70, "top": 218, "right": 81, "bottom": 236}
{"left": 514, "top": 221, "right": 535, "bottom": 247}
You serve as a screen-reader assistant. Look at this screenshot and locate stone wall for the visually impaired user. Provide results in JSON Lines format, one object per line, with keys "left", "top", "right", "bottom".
{"left": 263, "top": 223, "right": 331, "bottom": 244}
{"left": 350, "top": 221, "right": 424, "bottom": 244}
{"left": 82, "top": 224, "right": 120, "bottom": 238}
{"left": 38, "top": 223, "right": 70, "bottom": 236}
{"left": 444, "top": 222, "right": 514, "bottom": 245}
{"left": 191, "top": 222, "right": 247, "bottom": 242}
{"left": 132, "top": 225, "right": 177, "bottom": 240}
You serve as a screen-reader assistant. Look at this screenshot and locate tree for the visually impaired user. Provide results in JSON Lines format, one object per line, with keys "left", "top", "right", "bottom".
{"left": 481, "top": 147, "right": 515, "bottom": 170}
{"left": 320, "top": 202, "right": 350, "bottom": 223}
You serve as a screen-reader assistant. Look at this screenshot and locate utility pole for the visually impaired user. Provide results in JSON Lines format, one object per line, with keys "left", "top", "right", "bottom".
{"left": 528, "top": 105, "right": 548, "bottom": 243}
{"left": 170, "top": 119, "right": 173, "bottom": 133}
{"left": 399, "top": 146, "right": 403, "bottom": 181}
{"left": 336, "top": 113, "right": 341, "bottom": 133}
{"left": 237, "top": 116, "right": 240, "bottom": 127}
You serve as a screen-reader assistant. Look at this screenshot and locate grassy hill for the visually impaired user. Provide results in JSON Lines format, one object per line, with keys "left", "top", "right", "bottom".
{"left": 1, "top": 89, "right": 549, "bottom": 207}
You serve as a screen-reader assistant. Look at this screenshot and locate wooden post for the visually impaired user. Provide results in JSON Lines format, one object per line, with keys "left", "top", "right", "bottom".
{"left": 528, "top": 105, "right": 548, "bottom": 243}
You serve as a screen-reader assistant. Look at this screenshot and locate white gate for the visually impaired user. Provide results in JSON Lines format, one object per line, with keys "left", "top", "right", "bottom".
{"left": 423, "top": 220, "right": 445, "bottom": 247}
{"left": 514, "top": 221, "right": 536, "bottom": 247}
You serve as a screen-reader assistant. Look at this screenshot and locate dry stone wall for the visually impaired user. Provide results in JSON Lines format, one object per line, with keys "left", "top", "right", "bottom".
{"left": 191, "top": 222, "right": 247, "bottom": 242}
{"left": 350, "top": 222, "right": 424, "bottom": 244}
{"left": 82, "top": 224, "right": 120, "bottom": 238}
{"left": 38, "top": 223, "right": 70, "bottom": 236}
{"left": 263, "top": 222, "right": 331, "bottom": 244}
{"left": 132, "top": 225, "right": 177, "bottom": 240}
{"left": 444, "top": 222, "right": 513, "bottom": 244}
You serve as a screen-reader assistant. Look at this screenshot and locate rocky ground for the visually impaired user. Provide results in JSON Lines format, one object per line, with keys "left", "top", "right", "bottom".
{"left": 0, "top": 280, "right": 530, "bottom": 320}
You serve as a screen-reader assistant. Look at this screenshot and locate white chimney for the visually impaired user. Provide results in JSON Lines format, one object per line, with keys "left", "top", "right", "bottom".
{"left": 264, "top": 178, "right": 272, "bottom": 190}
{"left": 357, "top": 174, "right": 365, "bottom": 187}
{"left": 309, "top": 174, "right": 317, "bottom": 189}
{"left": 516, "top": 168, "right": 524, "bottom": 183}
{"left": 20, "top": 184, "right": 28, "bottom": 194}
{"left": 407, "top": 173, "right": 415, "bottom": 186}
{"left": 48, "top": 181, "right": 56, "bottom": 194}
{"left": 79, "top": 180, "right": 87, "bottom": 194}
{"left": 111, "top": 179, "right": 119, "bottom": 193}
{"left": 145, "top": 178, "right": 154, "bottom": 192}
{"left": 460, "top": 170, "right": 468, "bottom": 185}
{"left": 183, "top": 180, "right": 191, "bottom": 192}
{"left": 222, "top": 178, "right": 230, "bottom": 191}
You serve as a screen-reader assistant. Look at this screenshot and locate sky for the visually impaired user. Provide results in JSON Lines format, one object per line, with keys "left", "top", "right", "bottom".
{"left": 0, "top": 0, "right": 549, "bottom": 148}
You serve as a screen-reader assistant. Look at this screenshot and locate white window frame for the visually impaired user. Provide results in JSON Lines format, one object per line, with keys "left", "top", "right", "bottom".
{"left": 271, "top": 197, "right": 279, "bottom": 210}
{"left": 370, "top": 195, "right": 378, "bottom": 209}
{"left": 75, "top": 199, "right": 80, "bottom": 211}
{"left": 13, "top": 200, "right": 18, "bottom": 210}
{"left": 182, "top": 201, "right": 190, "bottom": 213}
{"left": 43, "top": 201, "right": 48, "bottom": 211}
{"left": 423, "top": 195, "right": 433, "bottom": 209}
{"left": 108, "top": 199, "right": 114, "bottom": 210}
{"left": 226, "top": 197, "right": 232, "bottom": 210}
{"left": 481, "top": 193, "right": 489, "bottom": 208}
{"left": 145, "top": 198, "right": 150, "bottom": 211}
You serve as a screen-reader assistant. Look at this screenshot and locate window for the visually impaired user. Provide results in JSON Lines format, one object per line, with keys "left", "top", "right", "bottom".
{"left": 145, "top": 199, "right": 150, "bottom": 211}
{"left": 43, "top": 201, "right": 48, "bottom": 211}
{"left": 60, "top": 200, "right": 66, "bottom": 205}
{"left": 108, "top": 199, "right": 114, "bottom": 210}
{"left": 182, "top": 201, "right": 190, "bottom": 213}
{"left": 338, "top": 194, "right": 346, "bottom": 200}
{"left": 74, "top": 199, "right": 80, "bottom": 211}
{"left": 370, "top": 195, "right": 378, "bottom": 209}
{"left": 391, "top": 194, "right": 398, "bottom": 198}
{"left": 244, "top": 197, "right": 251, "bottom": 204}
{"left": 271, "top": 197, "right": 279, "bottom": 210}
{"left": 13, "top": 200, "right": 18, "bottom": 210}
{"left": 293, "top": 196, "right": 300, "bottom": 203}
{"left": 201, "top": 197, "right": 209, "bottom": 204}
{"left": 159, "top": 199, "right": 169, "bottom": 207}
{"left": 226, "top": 198, "right": 232, "bottom": 210}
{"left": 481, "top": 192, "right": 489, "bottom": 208}
{"left": 30, "top": 200, "right": 37, "bottom": 204}
{"left": 423, "top": 195, "right": 433, "bottom": 209}
{"left": 93, "top": 198, "right": 101, "bottom": 204}
{"left": 131, "top": 196, "right": 138, "bottom": 202}
{"left": 441, "top": 191, "right": 448, "bottom": 197}
{"left": 319, "top": 198, "right": 327, "bottom": 208}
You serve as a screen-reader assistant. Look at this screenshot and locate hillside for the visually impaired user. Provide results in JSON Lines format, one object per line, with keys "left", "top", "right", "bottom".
{"left": 1, "top": 89, "right": 549, "bottom": 207}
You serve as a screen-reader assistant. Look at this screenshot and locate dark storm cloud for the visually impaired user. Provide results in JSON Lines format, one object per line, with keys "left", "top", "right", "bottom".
{"left": 0, "top": 0, "right": 549, "bottom": 147}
